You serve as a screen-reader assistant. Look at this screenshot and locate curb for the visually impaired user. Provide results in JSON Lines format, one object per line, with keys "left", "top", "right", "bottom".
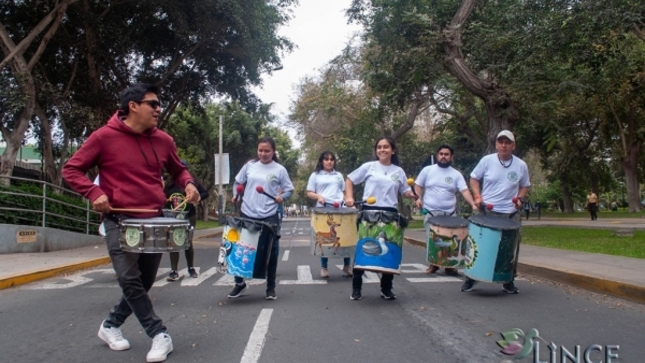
{"left": 404, "top": 237, "right": 645, "bottom": 305}
{"left": 0, "top": 257, "right": 112, "bottom": 290}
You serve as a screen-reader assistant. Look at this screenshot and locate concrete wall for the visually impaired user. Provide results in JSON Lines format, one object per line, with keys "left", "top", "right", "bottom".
{"left": 0, "top": 224, "right": 102, "bottom": 254}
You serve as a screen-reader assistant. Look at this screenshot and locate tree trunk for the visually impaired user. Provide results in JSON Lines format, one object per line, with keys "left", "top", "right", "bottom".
{"left": 34, "top": 105, "right": 59, "bottom": 185}
{"left": 442, "top": 0, "right": 519, "bottom": 154}
{"left": 560, "top": 182, "right": 574, "bottom": 213}
{"left": 623, "top": 140, "right": 643, "bottom": 212}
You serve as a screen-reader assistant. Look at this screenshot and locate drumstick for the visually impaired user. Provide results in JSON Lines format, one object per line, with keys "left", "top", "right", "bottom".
{"left": 173, "top": 198, "right": 189, "bottom": 211}
{"left": 110, "top": 208, "right": 159, "bottom": 213}
{"left": 406, "top": 178, "right": 418, "bottom": 198}
{"left": 255, "top": 186, "right": 276, "bottom": 200}
{"left": 234, "top": 184, "right": 244, "bottom": 201}
{"left": 324, "top": 201, "right": 341, "bottom": 208}
{"left": 354, "top": 196, "right": 377, "bottom": 206}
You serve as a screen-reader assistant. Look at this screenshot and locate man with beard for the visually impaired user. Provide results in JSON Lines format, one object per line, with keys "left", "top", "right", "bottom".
{"left": 414, "top": 145, "right": 477, "bottom": 275}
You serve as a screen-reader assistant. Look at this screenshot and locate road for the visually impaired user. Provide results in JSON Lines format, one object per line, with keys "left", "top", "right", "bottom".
{"left": 0, "top": 218, "right": 643, "bottom": 362}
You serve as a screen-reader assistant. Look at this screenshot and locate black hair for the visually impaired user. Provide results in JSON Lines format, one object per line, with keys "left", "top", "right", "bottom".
{"left": 436, "top": 144, "right": 454, "bottom": 155}
{"left": 373, "top": 136, "right": 400, "bottom": 166}
{"left": 255, "top": 136, "right": 280, "bottom": 163}
{"left": 120, "top": 83, "right": 160, "bottom": 115}
{"left": 315, "top": 151, "right": 336, "bottom": 173}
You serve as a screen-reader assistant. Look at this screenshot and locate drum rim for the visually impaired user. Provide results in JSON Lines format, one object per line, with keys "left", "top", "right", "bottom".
{"left": 468, "top": 215, "right": 521, "bottom": 230}
{"left": 427, "top": 215, "right": 469, "bottom": 227}
{"left": 311, "top": 207, "right": 358, "bottom": 214}
{"left": 120, "top": 217, "right": 191, "bottom": 224}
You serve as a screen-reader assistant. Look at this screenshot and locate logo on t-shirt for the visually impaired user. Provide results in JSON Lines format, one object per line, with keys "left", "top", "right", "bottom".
{"left": 507, "top": 171, "right": 519, "bottom": 183}
{"left": 445, "top": 177, "right": 453, "bottom": 184}
{"left": 266, "top": 174, "right": 279, "bottom": 184}
{"left": 390, "top": 173, "right": 400, "bottom": 182}
{"left": 335, "top": 175, "right": 343, "bottom": 183}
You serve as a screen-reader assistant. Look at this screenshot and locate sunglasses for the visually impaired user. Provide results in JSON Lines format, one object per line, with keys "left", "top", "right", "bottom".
{"left": 138, "top": 99, "right": 162, "bottom": 109}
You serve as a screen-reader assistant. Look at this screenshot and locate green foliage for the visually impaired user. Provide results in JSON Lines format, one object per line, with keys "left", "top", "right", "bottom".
{"left": 0, "top": 182, "right": 100, "bottom": 233}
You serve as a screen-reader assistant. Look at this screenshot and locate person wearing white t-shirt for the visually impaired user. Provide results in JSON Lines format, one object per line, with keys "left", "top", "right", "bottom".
{"left": 414, "top": 145, "right": 477, "bottom": 276}
{"left": 227, "top": 137, "right": 294, "bottom": 301}
{"left": 345, "top": 137, "right": 417, "bottom": 301}
{"left": 462, "top": 130, "right": 530, "bottom": 295}
{"left": 306, "top": 151, "right": 352, "bottom": 278}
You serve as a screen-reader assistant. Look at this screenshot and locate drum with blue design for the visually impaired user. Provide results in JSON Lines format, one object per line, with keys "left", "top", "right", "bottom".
{"left": 218, "top": 216, "right": 276, "bottom": 279}
{"left": 353, "top": 209, "right": 407, "bottom": 275}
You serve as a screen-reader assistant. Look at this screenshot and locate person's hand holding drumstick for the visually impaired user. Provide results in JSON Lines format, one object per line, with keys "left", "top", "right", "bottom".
{"left": 92, "top": 194, "right": 111, "bottom": 213}
{"left": 184, "top": 182, "right": 200, "bottom": 204}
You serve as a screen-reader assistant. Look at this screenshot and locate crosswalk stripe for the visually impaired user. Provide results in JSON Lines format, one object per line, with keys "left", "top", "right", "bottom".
{"left": 213, "top": 274, "right": 266, "bottom": 286}
{"left": 282, "top": 250, "right": 290, "bottom": 261}
{"left": 181, "top": 267, "right": 217, "bottom": 286}
{"left": 279, "top": 265, "right": 327, "bottom": 285}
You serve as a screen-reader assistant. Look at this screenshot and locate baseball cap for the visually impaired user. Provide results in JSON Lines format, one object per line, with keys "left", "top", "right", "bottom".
{"left": 496, "top": 130, "right": 515, "bottom": 143}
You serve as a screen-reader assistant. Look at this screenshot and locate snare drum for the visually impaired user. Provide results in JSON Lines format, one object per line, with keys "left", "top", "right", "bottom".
{"left": 220, "top": 216, "right": 277, "bottom": 279}
{"left": 119, "top": 217, "right": 193, "bottom": 253}
{"left": 463, "top": 215, "right": 521, "bottom": 283}
{"left": 426, "top": 216, "right": 469, "bottom": 268}
{"left": 353, "top": 209, "right": 406, "bottom": 274}
{"left": 310, "top": 207, "right": 358, "bottom": 258}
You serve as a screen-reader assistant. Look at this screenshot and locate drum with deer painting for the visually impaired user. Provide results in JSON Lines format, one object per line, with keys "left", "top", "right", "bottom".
{"left": 426, "top": 216, "right": 469, "bottom": 269}
{"left": 310, "top": 207, "right": 358, "bottom": 258}
{"left": 219, "top": 216, "right": 277, "bottom": 279}
{"left": 353, "top": 208, "right": 408, "bottom": 275}
{"left": 463, "top": 215, "right": 521, "bottom": 283}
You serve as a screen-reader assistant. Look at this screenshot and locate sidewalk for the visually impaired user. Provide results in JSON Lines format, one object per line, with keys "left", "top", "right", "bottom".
{"left": 2, "top": 222, "right": 645, "bottom": 305}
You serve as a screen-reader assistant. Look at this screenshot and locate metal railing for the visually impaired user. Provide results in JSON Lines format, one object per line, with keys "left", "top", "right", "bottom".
{"left": 0, "top": 175, "right": 100, "bottom": 234}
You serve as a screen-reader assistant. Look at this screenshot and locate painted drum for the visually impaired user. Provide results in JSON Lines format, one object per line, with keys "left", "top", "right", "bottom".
{"left": 426, "top": 216, "right": 469, "bottom": 268}
{"left": 310, "top": 207, "right": 358, "bottom": 258}
{"left": 353, "top": 209, "right": 407, "bottom": 275}
{"left": 119, "top": 217, "right": 193, "bottom": 253}
{"left": 463, "top": 215, "right": 521, "bottom": 283}
{"left": 219, "top": 216, "right": 277, "bottom": 279}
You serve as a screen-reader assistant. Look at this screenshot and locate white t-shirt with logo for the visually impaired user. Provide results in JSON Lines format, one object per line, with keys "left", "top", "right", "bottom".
{"left": 306, "top": 170, "right": 345, "bottom": 207}
{"left": 234, "top": 160, "right": 294, "bottom": 219}
{"left": 347, "top": 161, "right": 411, "bottom": 209}
{"left": 415, "top": 164, "right": 468, "bottom": 214}
{"left": 470, "top": 153, "right": 530, "bottom": 213}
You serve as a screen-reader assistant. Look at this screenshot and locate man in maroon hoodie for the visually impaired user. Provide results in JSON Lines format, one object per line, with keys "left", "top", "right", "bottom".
{"left": 63, "top": 83, "right": 199, "bottom": 363}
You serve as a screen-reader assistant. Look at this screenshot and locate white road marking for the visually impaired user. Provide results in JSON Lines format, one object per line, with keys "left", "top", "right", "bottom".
{"left": 400, "top": 263, "right": 428, "bottom": 273}
{"left": 334, "top": 265, "right": 379, "bottom": 283}
{"left": 181, "top": 267, "right": 217, "bottom": 286}
{"left": 152, "top": 268, "right": 177, "bottom": 287}
{"left": 21, "top": 268, "right": 114, "bottom": 290}
{"left": 213, "top": 274, "right": 266, "bottom": 286}
{"left": 281, "top": 250, "right": 290, "bottom": 261}
{"left": 407, "top": 277, "right": 462, "bottom": 283}
{"left": 279, "top": 265, "right": 327, "bottom": 285}
{"left": 240, "top": 309, "right": 273, "bottom": 363}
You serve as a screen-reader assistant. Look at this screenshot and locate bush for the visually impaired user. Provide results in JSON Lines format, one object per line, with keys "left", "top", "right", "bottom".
{"left": 0, "top": 181, "right": 100, "bottom": 234}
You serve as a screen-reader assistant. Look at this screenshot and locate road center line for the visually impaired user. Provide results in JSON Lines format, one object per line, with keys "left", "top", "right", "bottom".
{"left": 282, "top": 250, "right": 290, "bottom": 261}
{"left": 240, "top": 308, "right": 273, "bottom": 363}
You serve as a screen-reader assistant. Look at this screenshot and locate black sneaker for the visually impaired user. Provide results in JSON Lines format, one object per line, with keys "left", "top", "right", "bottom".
{"left": 502, "top": 281, "right": 519, "bottom": 294}
{"left": 460, "top": 278, "right": 477, "bottom": 292}
{"left": 228, "top": 283, "right": 247, "bottom": 298}
{"left": 350, "top": 289, "right": 362, "bottom": 300}
{"left": 188, "top": 267, "right": 198, "bottom": 278}
{"left": 265, "top": 289, "right": 277, "bottom": 300}
{"left": 166, "top": 270, "right": 179, "bottom": 282}
{"left": 380, "top": 289, "right": 397, "bottom": 300}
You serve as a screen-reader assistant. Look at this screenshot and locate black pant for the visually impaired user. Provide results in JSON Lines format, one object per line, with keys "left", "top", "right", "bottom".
{"left": 588, "top": 203, "right": 598, "bottom": 220}
{"left": 352, "top": 270, "right": 393, "bottom": 291}
{"left": 102, "top": 219, "right": 166, "bottom": 338}
{"left": 234, "top": 212, "right": 280, "bottom": 291}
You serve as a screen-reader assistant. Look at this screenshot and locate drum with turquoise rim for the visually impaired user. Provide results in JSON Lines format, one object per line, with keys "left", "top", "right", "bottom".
{"left": 353, "top": 209, "right": 407, "bottom": 275}
{"left": 463, "top": 215, "right": 521, "bottom": 283}
{"left": 119, "top": 217, "right": 193, "bottom": 253}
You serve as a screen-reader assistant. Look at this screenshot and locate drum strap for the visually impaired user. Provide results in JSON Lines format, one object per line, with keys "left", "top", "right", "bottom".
{"left": 425, "top": 209, "right": 455, "bottom": 217}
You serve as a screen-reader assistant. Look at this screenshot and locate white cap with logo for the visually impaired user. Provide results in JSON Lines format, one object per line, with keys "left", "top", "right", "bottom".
{"left": 496, "top": 130, "right": 515, "bottom": 143}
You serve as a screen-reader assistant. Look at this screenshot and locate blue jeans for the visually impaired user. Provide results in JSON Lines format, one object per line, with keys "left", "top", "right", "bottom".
{"left": 321, "top": 257, "right": 351, "bottom": 268}
{"left": 102, "top": 218, "right": 166, "bottom": 338}
{"left": 234, "top": 212, "right": 280, "bottom": 291}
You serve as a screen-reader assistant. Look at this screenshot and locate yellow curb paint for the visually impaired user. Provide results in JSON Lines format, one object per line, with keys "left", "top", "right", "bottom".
{"left": 0, "top": 257, "right": 112, "bottom": 290}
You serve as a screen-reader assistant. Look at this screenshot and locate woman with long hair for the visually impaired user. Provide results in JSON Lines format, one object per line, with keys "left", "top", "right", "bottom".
{"left": 345, "top": 136, "right": 417, "bottom": 300}
{"left": 227, "top": 136, "right": 294, "bottom": 300}
{"left": 306, "top": 151, "right": 352, "bottom": 278}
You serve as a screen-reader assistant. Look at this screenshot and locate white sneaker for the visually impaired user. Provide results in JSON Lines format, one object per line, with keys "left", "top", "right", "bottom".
{"left": 98, "top": 320, "right": 130, "bottom": 351}
{"left": 147, "top": 332, "right": 173, "bottom": 362}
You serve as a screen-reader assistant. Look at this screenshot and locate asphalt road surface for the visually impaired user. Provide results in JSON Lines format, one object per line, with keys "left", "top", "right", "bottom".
{"left": 0, "top": 218, "right": 643, "bottom": 362}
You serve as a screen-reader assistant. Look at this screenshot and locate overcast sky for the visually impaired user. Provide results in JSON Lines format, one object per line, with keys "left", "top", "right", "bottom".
{"left": 252, "top": 1, "right": 363, "bottom": 143}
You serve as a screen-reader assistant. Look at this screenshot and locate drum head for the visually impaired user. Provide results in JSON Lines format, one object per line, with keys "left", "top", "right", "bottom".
{"left": 468, "top": 215, "right": 520, "bottom": 230}
{"left": 427, "top": 216, "right": 469, "bottom": 228}
{"left": 226, "top": 216, "right": 276, "bottom": 232}
{"left": 312, "top": 206, "right": 357, "bottom": 214}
